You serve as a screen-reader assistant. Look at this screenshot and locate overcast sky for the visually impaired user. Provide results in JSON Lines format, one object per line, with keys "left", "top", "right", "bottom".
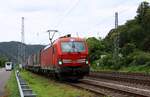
{"left": 0, "top": 0, "right": 148, "bottom": 45}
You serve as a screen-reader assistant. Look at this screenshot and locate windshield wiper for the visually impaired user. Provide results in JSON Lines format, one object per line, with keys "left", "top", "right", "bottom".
{"left": 74, "top": 48, "right": 81, "bottom": 54}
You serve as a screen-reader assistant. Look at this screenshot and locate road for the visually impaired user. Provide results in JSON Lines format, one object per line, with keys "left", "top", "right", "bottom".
{"left": 0, "top": 68, "right": 11, "bottom": 97}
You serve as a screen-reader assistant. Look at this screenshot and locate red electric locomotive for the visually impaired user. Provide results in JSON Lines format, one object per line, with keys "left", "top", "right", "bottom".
{"left": 27, "top": 35, "right": 90, "bottom": 80}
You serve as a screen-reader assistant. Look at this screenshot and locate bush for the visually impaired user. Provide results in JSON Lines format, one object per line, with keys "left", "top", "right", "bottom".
{"left": 145, "top": 61, "right": 150, "bottom": 66}
{"left": 86, "top": 37, "right": 106, "bottom": 63}
{"left": 92, "top": 51, "right": 150, "bottom": 71}
{"left": 127, "top": 51, "right": 150, "bottom": 66}
{"left": 94, "top": 54, "right": 124, "bottom": 70}
{"left": 121, "top": 43, "right": 136, "bottom": 56}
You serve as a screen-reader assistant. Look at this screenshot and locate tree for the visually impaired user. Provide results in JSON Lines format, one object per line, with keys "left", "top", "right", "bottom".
{"left": 0, "top": 56, "right": 8, "bottom": 67}
{"left": 136, "top": 1, "right": 150, "bottom": 24}
{"left": 86, "top": 1, "right": 150, "bottom": 70}
{"left": 121, "top": 43, "right": 136, "bottom": 56}
{"left": 142, "top": 36, "right": 150, "bottom": 51}
{"left": 136, "top": 2, "right": 150, "bottom": 35}
{"left": 86, "top": 37, "right": 105, "bottom": 63}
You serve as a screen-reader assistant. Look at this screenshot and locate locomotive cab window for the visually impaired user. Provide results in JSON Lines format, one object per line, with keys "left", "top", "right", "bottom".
{"left": 7, "top": 63, "right": 10, "bottom": 66}
{"left": 61, "top": 41, "right": 85, "bottom": 52}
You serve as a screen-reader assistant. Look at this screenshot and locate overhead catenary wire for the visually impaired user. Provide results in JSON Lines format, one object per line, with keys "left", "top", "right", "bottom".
{"left": 54, "top": 0, "right": 128, "bottom": 38}
{"left": 88, "top": 0, "right": 138, "bottom": 33}
{"left": 48, "top": 0, "right": 81, "bottom": 40}
{"left": 42, "top": 0, "right": 140, "bottom": 44}
{"left": 35, "top": 0, "right": 81, "bottom": 44}
{"left": 53, "top": 0, "right": 81, "bottom": 29}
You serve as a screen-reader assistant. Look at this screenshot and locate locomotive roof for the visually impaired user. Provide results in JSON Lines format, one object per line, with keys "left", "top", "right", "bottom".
{"left": 57, "top": 37, "right": 85, "bottom": 42}
{"left": 43, "top": 37, "right": 85, "bottom": 51}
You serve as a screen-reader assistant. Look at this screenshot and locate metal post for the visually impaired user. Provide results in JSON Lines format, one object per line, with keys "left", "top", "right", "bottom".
{"left": 115, "top": 12, "right": 118, "bottom": 29}
{"left": 113, "top": 12, "right": 119, "bottom": 66}
{"left": 19, "top": 17, "right": 25, "bottom": 66}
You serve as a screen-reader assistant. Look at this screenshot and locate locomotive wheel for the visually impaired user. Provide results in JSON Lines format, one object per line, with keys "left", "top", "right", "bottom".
{"left": 55, "top": 73, "right": 63, "bottom": 81}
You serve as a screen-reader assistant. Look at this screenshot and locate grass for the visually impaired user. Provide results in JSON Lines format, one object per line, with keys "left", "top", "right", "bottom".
{"left": 91, "top": 66, "right": 114, "bottom": 72}
{"left": 20, "top": 70, "right": 94, "bottom": 97}
{"left": 120, "top": 65, "right": 150, "bottom": 73}
{"left": 92, "top": 65, "right": 150, "bottom": 74}
{"left": 5, "top": 70, "right": 20, "bottom": 97}
{"left": 91, "top": 65, "right": 150, "bottom": 74}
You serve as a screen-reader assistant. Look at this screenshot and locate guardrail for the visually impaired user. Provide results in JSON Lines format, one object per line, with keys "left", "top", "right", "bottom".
{"left": 15, "top": 71, "right": 37, "bottom": 97}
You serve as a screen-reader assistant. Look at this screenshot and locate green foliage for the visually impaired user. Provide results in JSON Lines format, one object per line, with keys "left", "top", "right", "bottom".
{"left": 142, "top": 36, "right": 150, "bottom": 51}
{"left": 120, "top": 65, "right": 150, "bottom": 73}
{"left": 127, "top": 51, "right": 150, "bottom": 66}
{"left": 93, "top": 54, "right": 124, "bottom": 70}
{"left": 88, "top": 1, "right": 150, "bottom": 72}
{"left": 121, "top": 43, "right": 136, "bottom": 56}
{"left": 0, "top": 56, "right": 8, "bottom": 67}
{"left": 136, "top": 1, "right": 150, "bottom": 25}
{"left": 21, "top": 70, "right": 94, "bottom": 97}
{"left": 5, "top": 71, "right": 20, "bottom": 97}
{"left": 86, "top": 37, "right": 105, "bottom": 63}
{"left": 105, "top": 1, "right": 150, "bottom": 52}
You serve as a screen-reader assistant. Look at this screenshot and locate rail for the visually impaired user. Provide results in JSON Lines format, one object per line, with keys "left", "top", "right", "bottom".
{"left": 67, "top": 71, "right": 150, "bottom": 97}
{"left": 15, "top": 71, "right": 37, "bottom": 97}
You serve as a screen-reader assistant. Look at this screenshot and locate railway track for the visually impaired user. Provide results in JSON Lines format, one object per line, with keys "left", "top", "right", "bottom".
{"left": 89, "top": 71, "right": 150, "bottom": 87}
{"left": 68, "top": 71, "right": 150, "bottom": 97}
{"left": 28, "top": 70, "right": 150, "bottom": 97}
{"left": 70, "top": 78, "right": 150, "bottom": 97}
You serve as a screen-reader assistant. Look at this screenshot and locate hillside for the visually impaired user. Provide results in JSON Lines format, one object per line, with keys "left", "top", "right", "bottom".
{"left": 0, "top": 41, "right": 44, "bottom": 63}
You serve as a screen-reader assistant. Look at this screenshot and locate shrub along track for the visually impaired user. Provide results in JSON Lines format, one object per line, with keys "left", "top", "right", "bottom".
{"left": 68, "top": 71, "right": 150, "bottom": 97}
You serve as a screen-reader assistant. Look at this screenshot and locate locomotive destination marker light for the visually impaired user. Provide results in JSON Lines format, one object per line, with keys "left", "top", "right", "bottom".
{"left": 86, "top": 60, "right": 89, "bottom": 64}
{"left": 58, "top": 60, "right": 63, "bottom": 65}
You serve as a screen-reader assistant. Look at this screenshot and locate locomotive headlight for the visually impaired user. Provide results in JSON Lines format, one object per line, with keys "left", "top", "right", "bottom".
{"left": 58, "top": 60, "right": 63, "bottom": 65}
{"left": 85, "top": 60, "right": 89, "bottom": 64}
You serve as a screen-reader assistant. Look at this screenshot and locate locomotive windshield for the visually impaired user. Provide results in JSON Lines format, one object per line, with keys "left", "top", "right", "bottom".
{"left": 61, "top": 41, "right": 85, "bottom": 52}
